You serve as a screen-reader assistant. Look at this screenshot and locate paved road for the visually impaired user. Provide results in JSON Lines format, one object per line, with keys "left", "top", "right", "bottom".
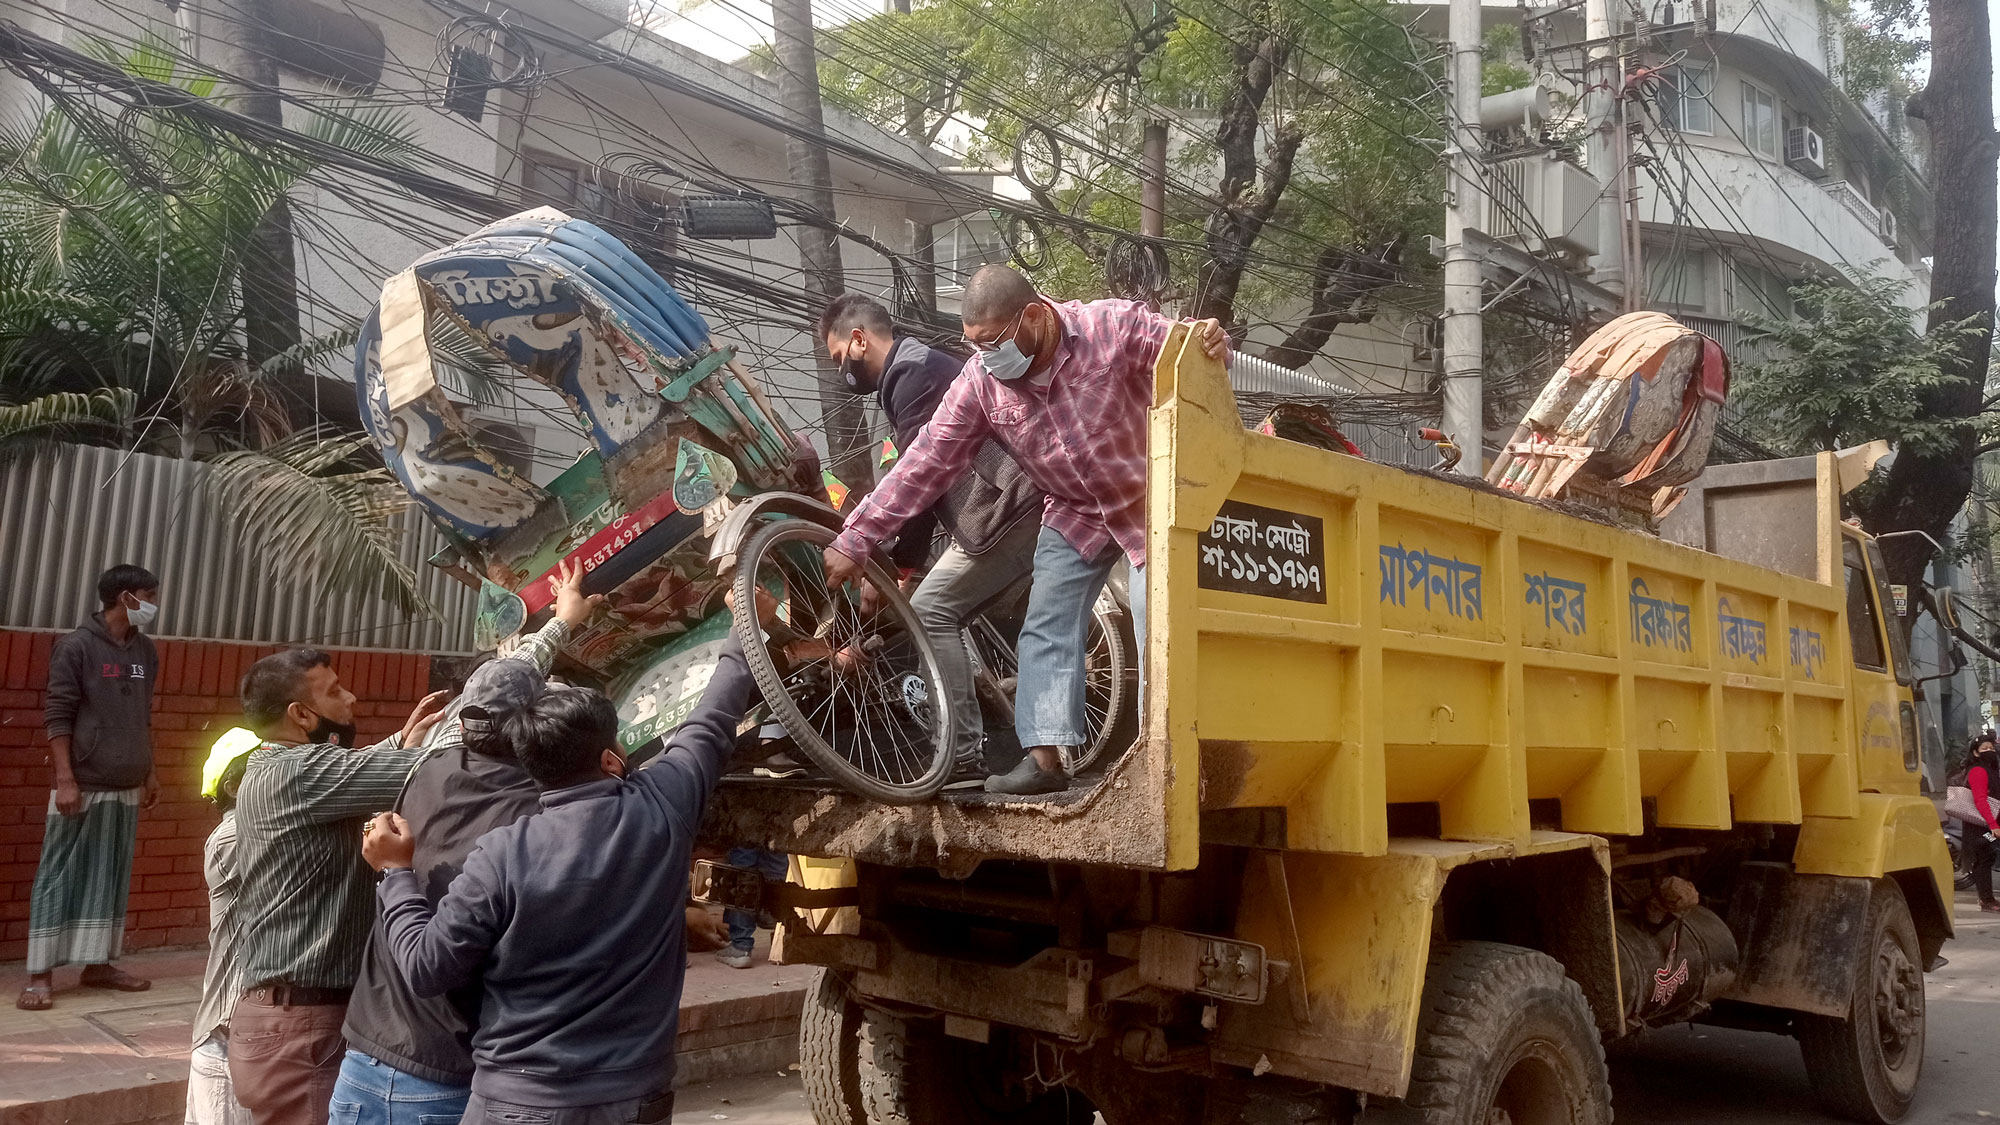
{"left": 675, "top": 893, "right": 2000, "bottom": 1125}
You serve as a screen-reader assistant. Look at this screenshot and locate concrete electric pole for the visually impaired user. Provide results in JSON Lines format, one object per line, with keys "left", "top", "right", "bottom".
{"left": 1440, "top": 0, "right": 1486, "bottom": 472}
{"left": 1584, "top": 0, "right": 1626, "bottom": 299}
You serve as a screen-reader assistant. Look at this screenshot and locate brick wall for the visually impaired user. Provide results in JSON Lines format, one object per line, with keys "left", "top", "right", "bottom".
{"left": 0, "top": 629, "right": 432, "bottom": 963}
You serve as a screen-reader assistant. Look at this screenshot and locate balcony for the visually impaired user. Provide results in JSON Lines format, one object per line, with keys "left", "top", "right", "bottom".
{"left": 1636, "top": 146, "right": 1918, "bottom": 301}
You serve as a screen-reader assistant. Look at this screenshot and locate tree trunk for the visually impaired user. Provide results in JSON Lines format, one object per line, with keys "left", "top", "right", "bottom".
{"left": 1863, "top": 0, "right": 1996, "bottom": 611}
{"left": 772, "top": 0, "right": 868, "bottom": 491}
{"left": 1192, "top": 27, "right": 1300, "bottom": 336}
{"left": 217, "top": 0, "right": 306, "bottom": 427}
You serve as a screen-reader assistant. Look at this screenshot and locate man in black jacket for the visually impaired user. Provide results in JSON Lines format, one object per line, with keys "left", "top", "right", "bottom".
{"left": 361, "top": 596, "right": 772, "bottom": 1125}
{"left": 331, "top": 562, "right": 597, "bottom": 1125}
{"left": 821, "top": 294, "right": 1043, "bottom": 777}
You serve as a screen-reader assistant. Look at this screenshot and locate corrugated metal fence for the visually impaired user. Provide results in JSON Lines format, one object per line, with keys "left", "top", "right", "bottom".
{"left": 0, "top": 444, "right": 475, "bottom": 653}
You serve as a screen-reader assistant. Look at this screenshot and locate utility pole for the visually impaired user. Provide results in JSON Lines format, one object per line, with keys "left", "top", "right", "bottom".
{"left": 772, "top": 0, "right": 866, "bottom": 489}
{"left": 217, "top": 0, "right": 307, "bottom": 423}
{"left": 1140, "top": 120, "right": 1167, "bottom": 239}
{"left": 892, "top": 0, "right": 936, "bottom": 314}
{"left": 1583, "top": 0, "right": 1625, "bottom": 298}
{"left": 1440, "top": 0, "right": 1486, "bottom": 472}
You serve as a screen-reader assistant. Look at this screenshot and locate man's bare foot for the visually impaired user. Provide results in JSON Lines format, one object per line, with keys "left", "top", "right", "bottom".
{"left": 15, "top": 981, "right": 51, "bottom": 1010}
{"left": 78, "top": 965, "right": 150, "bottom": 992}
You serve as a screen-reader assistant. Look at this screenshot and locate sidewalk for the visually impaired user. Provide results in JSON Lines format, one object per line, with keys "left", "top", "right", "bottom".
{"left": 0, "top": 940, "right": 808, "bottom": 1125}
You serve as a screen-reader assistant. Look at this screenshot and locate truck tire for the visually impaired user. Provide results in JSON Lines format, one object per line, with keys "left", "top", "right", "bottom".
{"left": 1400, "top": 941, "right": 1611, "bottom": 1125}
{"left": 800, "top": 969, "right": 865, "bottom": 1125}
{"left": 1797, "top": 880, "right": 1926, "bottom": 1124}
{"left": 855, "top": 1007, "right": 1092, "bottom": 1125}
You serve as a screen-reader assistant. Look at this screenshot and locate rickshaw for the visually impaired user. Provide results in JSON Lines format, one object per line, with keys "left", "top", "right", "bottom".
{"left": 353, "top": 207, "right": 1133, "bottom": 803}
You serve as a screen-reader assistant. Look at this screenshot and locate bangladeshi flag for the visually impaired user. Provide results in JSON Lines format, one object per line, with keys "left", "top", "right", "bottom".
{"left": 823, "top": 470, "right": 849, "bottom": 510}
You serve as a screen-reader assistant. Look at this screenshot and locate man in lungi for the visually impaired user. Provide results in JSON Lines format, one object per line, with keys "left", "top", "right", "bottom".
{"left": 16, "top": 564, "right": 163, "bottom": 1011}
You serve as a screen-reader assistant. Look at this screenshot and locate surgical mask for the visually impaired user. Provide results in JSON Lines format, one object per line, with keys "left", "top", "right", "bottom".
{"left": 982, "top": 340, "right": 1033, "bottom": 381}
{"left": 124, "top": 595, "right": 159, "bottom": 631}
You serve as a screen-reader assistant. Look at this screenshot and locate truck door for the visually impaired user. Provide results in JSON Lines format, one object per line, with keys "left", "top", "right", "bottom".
{"left": 1843, "top": 535, "right": 1919, "bottom": 794}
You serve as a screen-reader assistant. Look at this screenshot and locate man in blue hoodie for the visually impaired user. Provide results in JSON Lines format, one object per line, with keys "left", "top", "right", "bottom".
{"left": 362, "top": 595, "right": 769, "bottom": 1125}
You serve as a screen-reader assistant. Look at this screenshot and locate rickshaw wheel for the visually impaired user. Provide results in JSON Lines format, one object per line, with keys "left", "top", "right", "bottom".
{"left": 729, "top": 518, "right": 955, "bottom": 804}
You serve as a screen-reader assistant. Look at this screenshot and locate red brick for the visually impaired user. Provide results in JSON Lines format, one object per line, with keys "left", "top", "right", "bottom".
{"left": 142, "top": 871, "right": 204, "bottom": 893}
{"left": 166, "top": 924, "right": 208, "bottom": 946}
{"left": 126, "top": 891, "right": 170, "bottom": 912}
{"left": 149, "top": 836, "right": 205, "bottom": 856}
{"left": 126, "top": 928, "right": 168, "bottom": 950}
{"left": 1, "top": 898, "right": 29, "bottom": 920}
{"left": 2, "top": 709, "right": 46, "bottom": 729}
{"left": 0, "top": 690, "right": 39, "bottom": 709}
{"left": 0, "top": 769, "right": 23, "bottom": 788}
{"left": 131, "top": 855, "right": 174, "bottom": 876}
{"left": 135, "top": 819, "right": 175, "bottom": 840}
{"left": 0, "top": 824, "right": 42, "bottom": 845}
{"left": 27, "top": 632, "right": 54, "bottom": 689}
{"left": 160, "top": 643, "right": 188, "bottom": 695}
{"left": 3, "top": 632, "right": 30, "bottom": 691}
{"left": 173, "top": 855, "right": 205, "bottom": 874}
{"left": 0, "top": 728, "right": 36, "bottom": 747}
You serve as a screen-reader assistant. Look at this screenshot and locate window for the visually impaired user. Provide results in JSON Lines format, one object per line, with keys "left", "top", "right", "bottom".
{"left": 1729, "top": 259, "right": 1794, "bottom": 320}
{"left": 1865, "top": 539, "right": 1912, "bottom": 685}
{"left": 1741, "top": 81, "right": 1780, "bottom": 159}
{"left": 264, "top": 0, "right": 385, "bottom": 92}
{"left": 1645, "top": 250, "right": 1709, "bottom": 310}
{"left": 1656, "top": 65, "right": 1712, "bottom": 133}
{"left": 1843, "top": 538, "right": 1885, "bottom": 672}
{"left": 521, "top": 153, "right": 675, "bottom": 260}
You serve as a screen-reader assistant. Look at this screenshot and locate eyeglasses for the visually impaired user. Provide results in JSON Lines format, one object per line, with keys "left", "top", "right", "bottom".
{"left": 965, "top": 305, "right": 1028, "bottom": 354}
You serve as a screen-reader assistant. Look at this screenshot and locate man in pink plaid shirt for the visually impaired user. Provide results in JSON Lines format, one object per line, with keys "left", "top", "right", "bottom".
{"left": 824, "top": 265, "right": 1227, "bottom": 795}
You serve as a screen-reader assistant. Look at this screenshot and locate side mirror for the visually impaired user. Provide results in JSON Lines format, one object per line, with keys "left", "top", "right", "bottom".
{"left": 1936, "top": 586, "right": 1963, "bottom": 632}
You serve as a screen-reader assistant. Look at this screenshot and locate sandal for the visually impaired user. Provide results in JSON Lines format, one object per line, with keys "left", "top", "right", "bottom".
{"left": 15, "top": 984, "right": 51, "bottom": 1011}
{"left": 78, "top": 966, "right": 151, "bottom": 992}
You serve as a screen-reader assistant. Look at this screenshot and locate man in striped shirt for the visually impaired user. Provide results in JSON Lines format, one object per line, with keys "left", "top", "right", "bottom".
{"left": 226, "top": 647, "right": 451, "bottom": 1125}
{"left": 824, "top": 265, "right": 1227, "bottom": 795}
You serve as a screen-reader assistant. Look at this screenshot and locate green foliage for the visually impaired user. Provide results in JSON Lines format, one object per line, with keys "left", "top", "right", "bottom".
{"left": 0, "top": 36, "right": 432, "bottom": 613}
{"left": 207, "top": 430, "right": 429, "bottom": 615}
{"left": 1481, "top": 25, "right": 1533, "bottom": 97}
{"left": 1733, "top": 271, "right": 1986, "bottom": 456}
{"left": 811, "top": 0, "right": 1443, "bottom": 350}
{"left": 0, "top": 388, "right": 136, "bottom": 463}
{"left": 1825, "top": 0, "right": 1926, "bottom": 106}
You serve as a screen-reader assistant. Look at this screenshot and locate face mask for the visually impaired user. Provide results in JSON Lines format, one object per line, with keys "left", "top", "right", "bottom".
{"left": 124, "top": 596, "right": 159, "bottom": 631}
{"left": 303, "top": 710, "right": 359, "bottom": 748}
{"left": 982, "top": 340, "right": 1033, "bottom": 381}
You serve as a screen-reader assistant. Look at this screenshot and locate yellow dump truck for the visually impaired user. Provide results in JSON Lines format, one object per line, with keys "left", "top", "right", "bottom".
{"left": 703, "top": 325, "right": 1953, "bottom": 1125}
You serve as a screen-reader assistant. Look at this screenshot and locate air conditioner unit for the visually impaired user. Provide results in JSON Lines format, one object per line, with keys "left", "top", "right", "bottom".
{"left": 1879, "top": 210, "right": 1899, "bottom": 247}
{"left": 1785, "top": 127, "right": 1826, "bottom": 177}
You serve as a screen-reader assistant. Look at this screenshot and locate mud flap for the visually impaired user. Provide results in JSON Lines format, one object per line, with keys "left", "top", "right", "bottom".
{"left": 1721, "top": 862, "right": 1871, "bottom": 1017}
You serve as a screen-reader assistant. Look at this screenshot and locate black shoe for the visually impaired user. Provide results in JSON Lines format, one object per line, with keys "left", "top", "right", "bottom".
{"left": 984, "top": 755, "right": 1069, "bottom": 796}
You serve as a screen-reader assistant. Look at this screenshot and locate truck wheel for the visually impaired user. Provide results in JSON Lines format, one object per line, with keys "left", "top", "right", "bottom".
{"left": 800, "top": 969, "right": 865, "bottom": 1125}
{"left": 1400, "top": 941, "right": 1611, "bottom": 1125}
{"left": 1798, "top": 881, "right": 1925, "bottom": 1124}
{"left": 856, "top": 1008, "right": 1091, "bottom": 1125}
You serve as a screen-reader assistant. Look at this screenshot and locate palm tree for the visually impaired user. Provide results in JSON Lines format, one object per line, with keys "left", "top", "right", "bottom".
{"left": 0, "top": 37, "right": 439, "bottom": 613}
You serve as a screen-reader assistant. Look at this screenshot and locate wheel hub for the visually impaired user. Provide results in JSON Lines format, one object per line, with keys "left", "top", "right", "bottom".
{"left": 896, "top": 673, "right": 932, "bottom": 724}
{"left": 1874, "top": 933, "right": 1923, "bottom": 1062}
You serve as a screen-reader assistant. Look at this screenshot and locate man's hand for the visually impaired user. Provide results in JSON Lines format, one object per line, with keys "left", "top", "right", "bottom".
{"left": 141, "top": 770, "right": 160, "bottom": 811}
{"left": 363, "top": 811, "right": 416, "bottom": 872}
{"left": 53, "top": 777, "right": 82, "bottom": 818}
{"left": 550, "top": 558, "right": 602, "bottom": 627}
{"left": 1192, "top": 317, "right": 1229, "bottom": 361}
{"left": 726, "top": 586, "right": 780, "bottom": 630}
{"left": 822, "top": 546, "right": 864, "bottom": 591}
{"left": 400, "top": 690, "right": 453, "bottom": 748}
{"left": 685, "top": 904, "right": 730, "bottom": 952}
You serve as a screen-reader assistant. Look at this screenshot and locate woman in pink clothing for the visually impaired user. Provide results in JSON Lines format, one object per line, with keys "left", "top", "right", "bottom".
{"left": 1965, "top": 735, "right": 2000, "bottom": 913}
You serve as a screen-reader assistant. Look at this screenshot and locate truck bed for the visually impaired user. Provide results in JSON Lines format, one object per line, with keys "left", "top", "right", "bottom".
{"left": 705, "top": 324, "right": 1912, "bottom": 875}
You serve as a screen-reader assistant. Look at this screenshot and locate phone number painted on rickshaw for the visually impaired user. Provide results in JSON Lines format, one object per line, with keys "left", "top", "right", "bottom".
{"left": 519, "top": 492, "right": 681, "bottom": 613}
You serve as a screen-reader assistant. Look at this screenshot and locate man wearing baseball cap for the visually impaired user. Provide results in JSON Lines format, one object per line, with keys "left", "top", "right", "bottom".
{"left": 330, "top": 561, "right": 600, "bottom": 1125}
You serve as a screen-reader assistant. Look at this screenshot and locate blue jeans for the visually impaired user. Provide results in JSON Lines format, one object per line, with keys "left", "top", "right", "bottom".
{"left": 724, "top": 846, "right": 789, "bottom": 951}
{"left": 329, "top": 1050, "right": 470, "bottom": 1125}
{"left": 1016, "top": 526, "right": 1148, "bottom": 751}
